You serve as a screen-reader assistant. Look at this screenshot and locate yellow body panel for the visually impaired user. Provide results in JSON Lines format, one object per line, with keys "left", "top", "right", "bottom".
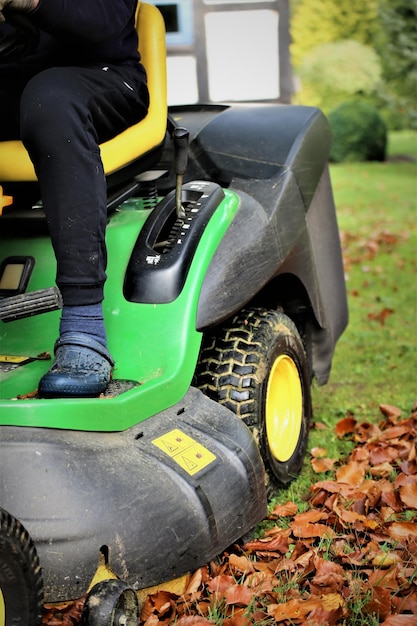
{"left": 0, "top": 2, "right": 167, "bottom": 182}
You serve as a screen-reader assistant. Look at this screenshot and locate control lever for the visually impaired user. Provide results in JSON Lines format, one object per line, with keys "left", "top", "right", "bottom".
{"left": 173, "top": 127, "right": 189, "bottom": 219}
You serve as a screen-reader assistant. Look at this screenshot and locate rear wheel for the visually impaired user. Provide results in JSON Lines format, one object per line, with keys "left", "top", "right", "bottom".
{"left": 196, "top": 308, "right": 312, "bottom": 496}
{"left": 0, "top": 508, "right": 43, "bottom": 626}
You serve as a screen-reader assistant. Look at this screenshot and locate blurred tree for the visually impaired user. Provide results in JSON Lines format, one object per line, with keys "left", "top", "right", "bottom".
{"left": 290, "top": 0, "right": 416, "bottom": 128}
{"left": 376, "top": 0, "right": 417, "bottom": 128}
{"left": 290, "top": 0, "right": 379, "bottom": 68}
{"left": 296, "top": 40, "right": 381, "bottom": 114}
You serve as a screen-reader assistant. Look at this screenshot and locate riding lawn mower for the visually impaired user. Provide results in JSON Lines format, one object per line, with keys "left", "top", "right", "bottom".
{"left": 0, "top": 3, "right": 348, "bottom": 624}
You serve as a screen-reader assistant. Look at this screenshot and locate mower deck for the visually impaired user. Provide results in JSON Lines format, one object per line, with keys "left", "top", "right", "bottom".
{"left": 0, "top": 386, "right": 267, "bottom": 602}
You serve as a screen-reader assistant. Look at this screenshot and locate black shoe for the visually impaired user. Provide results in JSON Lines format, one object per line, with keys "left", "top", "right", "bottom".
{"left": 38, "top": 333, "right": 114, "bottom": 399}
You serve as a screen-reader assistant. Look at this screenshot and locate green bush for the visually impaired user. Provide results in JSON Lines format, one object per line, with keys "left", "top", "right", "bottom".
{"left": 295, "top": 40, "right": 381, "bottom": 114}
{"left": 328, "top": 101, "right": 387, "bottom": 162}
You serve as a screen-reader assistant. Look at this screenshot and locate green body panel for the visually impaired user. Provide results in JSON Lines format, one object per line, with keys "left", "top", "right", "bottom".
{"left": 0, "top": 190, "right": 239, "bottom": 431}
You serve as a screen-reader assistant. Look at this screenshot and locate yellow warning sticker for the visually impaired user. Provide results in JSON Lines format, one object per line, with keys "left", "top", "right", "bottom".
{"left": 152, "top": 429, "right": 216, "bottom": 476}
{"left": 0, "top": 355, "right": 30, "bottom": 363}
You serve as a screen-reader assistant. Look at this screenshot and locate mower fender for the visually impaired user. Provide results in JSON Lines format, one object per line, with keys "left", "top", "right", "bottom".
{"left": 183, "top": 104, "right": 347, "bottom": 385}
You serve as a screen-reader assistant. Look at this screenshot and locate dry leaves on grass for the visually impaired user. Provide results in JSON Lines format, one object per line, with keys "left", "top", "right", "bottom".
{"left": 339, "top": 229, "right": 408, "bottom": 276}
{"left": 42, "top": 401, "right": 417, "bottom": 625}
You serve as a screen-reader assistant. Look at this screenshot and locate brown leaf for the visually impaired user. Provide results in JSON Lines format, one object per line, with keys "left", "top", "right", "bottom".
{"left": 311, "top": 447, "right": 327, "bottom": 458}
{"left": 399, "top": 483, "right": 417, "bottom": 509}
{"left": 381, "top": 489, "right": 404, "bottom": 512}
{"left": 270, "top": 597, "right": 323, "bottom": 621}
{"left": 243, "top": 533, "right": 289, "bottom": 554}
{"left": 177, "top": 618, "right": 212, "bottom": 626}
{"left": 336, "top": 461, "right": 365, "bottom": 486}
{"left": 334, "top": 506, "right": 379, "bottom": 530}
{"left": 185, "top": 568, "right": 204, "bottom": 595}
{"left": 400, "top": 459, "right": 417, "bottom": 475}
{"left": 369, "top": 565, "right": 401, "bottom": 591}
{"left": 388, "top": 522, "right": 417, "bottom": 540}
{"left": 395, "top": 473, "right": 417, "bottom": 488}
{"left": 224, "top": 584, "right": 253, "bottom": 606}
{"left": 381, "top": 616, "right": 417, "bottom": 625}
{"left": 371, "top": 552, "right": 403, "bottom": 568}
{"left": 269, "top": 501, "right": 298, "bottom": 518}
{"left": 335, "top": 416, "right": 357, "bottom": 438}
{"left": 206, "top": 574, "right": 234, "bottom": 594}
{"left": 310, "top": 479, "right": 356, "bottom": 497}
{"left": 321, "top": 593, "right": 345, "bottom": 611}
{"left": 312, "top": 457, "right": 336, "bottom": 473}
{"left": 291, "top": 522, "right": 336, "bottom": 539}
{"left": 294, "top": 509, "right": 328, "bottom": 524}
{"left": 228, "top": 554, "right": 255, "bottom": 575}
{"left": 379, "top": 404, "right": 403, "bottom": 419}
{"left": 368, "top": 443, "right": 399, "bottom": 465}
{"left": 223, "top": 615, "right": 252, "bottom": 626}
{"left": 143, "top": 617, "right": 160, "bottom": 626}
{"left": 368, "top": 307, "right": 394, "bottom": 325}
{"left": 309, "top": 558, "right": 345, "bottom": 595}
{"left": 366, "top": 586, "right": 392, "bottom": 620}
{"left": 379, "top": 425, "right": 411, "bottom": 440}
{"left": 306, "top": 606, "right": 344, "bottom": 626}
{"left": 370, "top": 461, "right": 395, "bottom": 477}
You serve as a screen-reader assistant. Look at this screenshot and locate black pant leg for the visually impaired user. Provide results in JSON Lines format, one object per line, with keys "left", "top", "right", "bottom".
{"left": 19, "top": 64, "right": 148, "bottom": 306}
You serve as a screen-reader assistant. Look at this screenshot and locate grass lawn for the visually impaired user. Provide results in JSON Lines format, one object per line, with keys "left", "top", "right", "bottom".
{"left": 275, "top": 130, "right": 417, "bottom": 505}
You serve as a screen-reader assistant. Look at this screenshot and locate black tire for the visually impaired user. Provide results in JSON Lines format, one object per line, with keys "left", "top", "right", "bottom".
{"left": 195, "top": 308, "right": 312, "bottom": 496}
{"left": 0, "top": 508, "right": 43, "bottom": 626}
{"left": 81, "top": 579, "right": 139, "bottom": 626}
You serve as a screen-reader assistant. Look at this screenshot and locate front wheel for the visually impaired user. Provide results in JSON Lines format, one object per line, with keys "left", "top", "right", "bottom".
{"left": 81, "top": 579, "right": 139, "bottom": 626}
{"left": 196, "top": 308, "right": 312, "bottom": 496}
{"left": 0, "top": 508, "right": 44, "bottom": 626}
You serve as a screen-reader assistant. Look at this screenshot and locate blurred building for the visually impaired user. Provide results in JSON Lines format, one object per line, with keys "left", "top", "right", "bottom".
{"left": 147, "top": 0, "right": 292, "bottom": 105}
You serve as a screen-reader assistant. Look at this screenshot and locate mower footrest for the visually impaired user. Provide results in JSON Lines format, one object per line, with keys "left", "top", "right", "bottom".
{"left": 0, "top": 287, "right": 62, "bottom": 322}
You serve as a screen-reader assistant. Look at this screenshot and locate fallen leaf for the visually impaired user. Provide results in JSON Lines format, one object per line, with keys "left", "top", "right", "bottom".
{"left": 381, "top": 615, "right": 417, "bottom": 625}
{"left": 207, "top": 575, "right": 234, "bottom": 594}
{"left": 269, "top": 501, "right": 298, "bottom": 518}
{"left": 294, "top": 509, "right": 328, "bottom": 524}
{"left": 269, "top": 597, "right": 323, "bottom": 621}
{"left": 335, "top": 416, "right": 357, "bottom": 438}
{"left": 223, "top": 615, "right": 252, "bottom": 626}
{"left": 291, "top": 522, "right": 336, "bottom": 539}
{"left": 177, "top": 618, "right": 212, "bottom": 626}
{"left": 399, "top": 483, "right": 417, "bottom": 509}
{"left": 321, "top": 592, "right": 345, "bottom": 611}
{"left": 388, "top": 522, "right": 417, "bottom": 540}
{"left": 143, "top": 617, "right": 159, "bottom": 626}
{"left": 224, "top": 584, "right": 253, "bottom": 606}
{"left": 228, "top": 554, "right": 255, "bottom": 575}
{"left": 336, "top": 461, "right": 365, "bottom": 486}
{"left": 311, "top": 447, "right": 327, "bottom": 458}
{"left": 312, "top": 457, "right": 336, "bottom": 473}
{"left": 379, "top": 404, "right": 403, "bottom": 419}
{"left": 243, "top": 534, "right": 289, "bottom": 554}
{"left": 368, "top": 307, "right": 394, "bottom": 326}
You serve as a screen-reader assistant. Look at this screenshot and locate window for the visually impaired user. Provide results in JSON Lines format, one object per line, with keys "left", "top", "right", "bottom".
{"left": 153, "top": 1, "right": 194, "bottom": 47}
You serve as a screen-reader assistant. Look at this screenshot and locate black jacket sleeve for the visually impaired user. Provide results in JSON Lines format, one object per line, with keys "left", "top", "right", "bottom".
{"left": 30, "top": 0, "right": 141, "bottom": 66}
{"left": 32, "top": 0, "right": 137, "bottom": 43}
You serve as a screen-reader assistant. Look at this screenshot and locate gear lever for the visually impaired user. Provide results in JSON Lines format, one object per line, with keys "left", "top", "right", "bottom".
{"left": 173, "top": 127, "right": 189, "bottom": 219}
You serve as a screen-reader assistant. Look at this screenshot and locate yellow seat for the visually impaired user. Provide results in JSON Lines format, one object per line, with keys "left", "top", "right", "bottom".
{"left": 0, "top": 1, "right": 167, "bottom": 183}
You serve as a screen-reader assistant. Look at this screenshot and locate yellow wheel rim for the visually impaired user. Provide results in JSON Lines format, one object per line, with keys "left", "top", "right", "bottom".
{"left": 266, "top": 354, "right": 303, "bottom": 462}
{"left": 0, "top": 589, "right": 5, "bottom": 626}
